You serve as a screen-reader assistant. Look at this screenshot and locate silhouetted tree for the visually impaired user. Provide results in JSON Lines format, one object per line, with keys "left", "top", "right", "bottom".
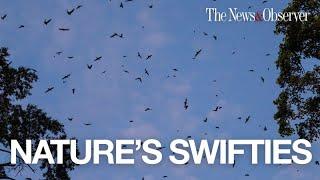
{"left": 274, "top": 1, "right": 319, "bottom": 142}
{"left": 0, "top": 47, "right": 78, "bottom": 179}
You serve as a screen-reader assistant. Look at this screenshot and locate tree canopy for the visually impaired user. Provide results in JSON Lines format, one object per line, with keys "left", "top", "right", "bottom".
{"left": 274, "top": 0, "right": 320, "bottom": 142}
{"left": 0, "top": 47, "right": 77, "bottom": 179}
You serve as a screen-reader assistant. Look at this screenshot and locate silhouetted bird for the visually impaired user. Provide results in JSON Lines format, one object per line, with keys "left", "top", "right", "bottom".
{"left": 135, "top": 77, "right": 142, "bottom": 83}
{"left": 76, "top": 5, "right": 82, "bottom": 9}
{"left": 110, "top": 33, "right": 123, "bottom": 38}
{"left": 316, "top": 161, "right": 319, "bottom": 165}
{"left": 213, "top": 35, "right": 217, "bottom": 40}
{"left": 72, "top": 88, "right": 75, "bottom": 94}
{"left": 94, "top": 56, "right": 102, "bottom": 61}
{"left": 45, "top": 87, "right": 54, "bottom": 93}
{"left": 67, "top": 8, "right": 75, "bottom": 15}
{"left": 120, "top": 2, "right": 124, "bottom": 8}
{"left": 138, "top": 52, "right": 142, "bottom": 59}
{"left": 59, "top": 28, "right": 70, "bottom": 31}
{"left": 192, "top": 49, "right": 202, "bottom": 59}
{"left": 245, "top": 116, "right": 251, "bottom": 123}
{"left": 144, "top": 108, "right": 152, "bottom": 111}
{"left": 84, "top": 123, "right": 92, "bottom": 126}
{"left": 144, "top": 68, "right": 149, "bottom": 76}
{"left": 18, "top": 25, "right": 25, "bottom": 28}
{"left": 44, "top": 18, "right": 52, "bottom": 25}
{"left": 68, "top": 118, "right": 73, "bottom": 121}
{"left": 184, "top": 98, "right": 189, "bottom": 110}
{"left": 203, "top": 117, "right": 208, "bottom": 122}
{"left": 62, "top": 74, "right": 71, "bottom": 80}
{"left": 261, "top": 76, "right": 265, "bottom": 83}
{"left": 146, "top": 54, "right": 152, "bottom": 60}
{"left": 213, "top": 106, "right": 222, "bottom": 112}
{"left": 1, "top": 14, "right": 7, "bottom": 20}
{"left": 264, "top": 126, "right": 267, "bottom": 131}
{"left": 87, "top": 64, "right": 93, "bottom": 69}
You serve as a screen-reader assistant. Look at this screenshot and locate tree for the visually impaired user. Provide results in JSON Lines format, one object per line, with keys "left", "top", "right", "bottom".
{"left": 0, "top": 47, "right": 78, "bottom": 179}
{"left": 274, "top": 0, "right": 320, "bottom": 142}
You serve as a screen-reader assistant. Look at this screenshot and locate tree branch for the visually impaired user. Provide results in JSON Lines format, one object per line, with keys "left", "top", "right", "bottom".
{"left": 0, "top": 148, "right": 35, "bottom": 173}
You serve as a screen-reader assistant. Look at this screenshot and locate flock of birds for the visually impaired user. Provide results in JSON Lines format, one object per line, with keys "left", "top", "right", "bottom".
{"left": 1, "top": 0, "right": 319, "bottom": 179}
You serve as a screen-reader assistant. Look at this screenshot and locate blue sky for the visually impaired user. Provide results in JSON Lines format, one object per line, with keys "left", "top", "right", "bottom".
{"left": 0, "top": 0, "right": 319, "bottom": 179}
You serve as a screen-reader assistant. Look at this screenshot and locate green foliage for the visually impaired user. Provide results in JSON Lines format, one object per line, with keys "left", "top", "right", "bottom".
{"left": 0, "top": 48, "right": 78, "bottom": 179}
{"left": 274, "top": 0, "right": 320, "bottom": 142}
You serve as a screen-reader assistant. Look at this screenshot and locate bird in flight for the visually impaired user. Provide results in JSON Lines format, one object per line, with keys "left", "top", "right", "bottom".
{"left": 260, "top": 76, "right": 265, "bottom": 83}
{"left": 245, "top": 116, "right": 251, "bottom": 123}
{"left": 44, "top": 18, "right": 52, "bottom": 25}
{"left": 84, "top": 123, "right": 92, "bottom": 126}
{"left": 316, "top": 161, "right": 319, "bottom": 165}
{"left": 192, "top": 49, "right": 202, "bottom": 59}
{"left": 120, "top": 2, "right": 124, "bottom": 8}
{"left": 146, "top": 54, "right": 152, "bottom": 60}
{"left": 1, "top": 14, "right": 7, "bottom": 20}
{"left": 212, "top": 106, "right": 222, "bottom": 112}
{"left": 203, "top": 117, "right": 208, "bottom": 123}
{"left": 76, "top": 5, "right": 82, "bottom": 9}
{"left": 144, "top": 107, "right": 152, "bottom": 111}
{"left": 18, "top": 25, "right": 25, "bottom": 28}
{"left": 87, "top": 64, "right": 93, "bottom": 69}
{"left": 67, "top": 8, "right": 75, "bottom": 15}
{"left": 213, "top": 35, "right": 217, "bottom": 40}
{"left": 59, "top": 28, "right": 70, "bottom": 31}
{"left": 184, "top": 98, "right": 189, "bottom": 110}
{"left": 135, "top": 77, "right": 142, "bottom": 83}
{"left": 110, "top": 33, "right": 123, "bottom": 38}
{"left": 62, "top": 74, "right": 71, "bottom": 81}
{"left": 45, "top": 87, "right": 54, "bottom": 93}
{"left": 72, "top": 88, "right": 75, "bottom": 94}
{"left": 144, "top": 68, "right": 149, "bottom": 76}
{"left": 94, "top": 56, "right": 102, "bottom": 61}
{"left": 68, "top": 117, "right": 73, "bottom": 121}
{"left": 264, "top": 126, "right": 267, "bottom": 131}
{"left": 138, "top": 52, "right": 142, "bottom": 59}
